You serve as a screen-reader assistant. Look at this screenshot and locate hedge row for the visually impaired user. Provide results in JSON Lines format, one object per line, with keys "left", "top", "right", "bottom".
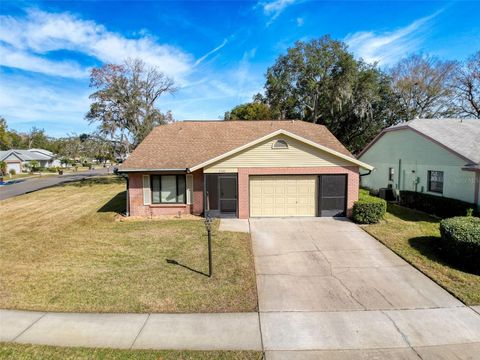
{"left": 439, "top": 216, "right": 480, "bottom": 273}
{"left": 353, "top": 191, "right": 387, "bottom": 224}
{"left": 399, "top": 190, "right": 478, "bottom": 218}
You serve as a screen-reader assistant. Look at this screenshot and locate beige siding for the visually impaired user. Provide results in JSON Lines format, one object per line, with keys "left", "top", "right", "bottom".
{"left": 250, "top": 175, "right": 317, "bottom": 217}
{"left": 204, "top": 135, "right": 351, "bottom": 173}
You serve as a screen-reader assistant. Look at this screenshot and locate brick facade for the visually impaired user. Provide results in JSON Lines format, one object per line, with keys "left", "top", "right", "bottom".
{"left": 127, "top": 166, "right": 359, "bottom": 219}
{"left": 192, "top": 169, "right": 204, "bottom": 215}
{"left": 237, "top": 166, "right": 359, "bottom": 219}
{"left": 127, "top": 170, "right": 204, "bottom": 217}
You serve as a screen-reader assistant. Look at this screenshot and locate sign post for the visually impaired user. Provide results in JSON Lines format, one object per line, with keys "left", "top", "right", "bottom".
{"left": 204, "top": 213, "right": 213, "bottom": 277}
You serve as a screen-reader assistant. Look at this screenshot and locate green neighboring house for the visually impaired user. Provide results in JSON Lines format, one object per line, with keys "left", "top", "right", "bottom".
{"left": 358, "top": 119, "right": 480, "bottom": 209}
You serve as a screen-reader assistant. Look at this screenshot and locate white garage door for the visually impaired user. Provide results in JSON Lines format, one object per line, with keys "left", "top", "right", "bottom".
{"left": 7, "top": 162, "right": 21, "bottom": 174}
{"left": 250, "top": 175, "right": 317, "bottom": 217}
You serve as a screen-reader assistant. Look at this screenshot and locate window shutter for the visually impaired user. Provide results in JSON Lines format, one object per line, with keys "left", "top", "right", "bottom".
{"left": 186, "top": 174, "right": 194, "bottom": 205}
{"left": 143, "top": 175, "right": 151, "bottom": 205}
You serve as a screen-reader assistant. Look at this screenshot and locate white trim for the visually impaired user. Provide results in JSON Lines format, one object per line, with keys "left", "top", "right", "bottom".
{"left": 0, "top": 151, "right": 24, "bottom": 162}
{"left": 143, "top": 175, "right": 151, "bottom": 205}
{"left": 190, "top": 129, "right": 374, "bottom": 171}
{"left": 186, "top": 174, "right": 193, "bottom": 205}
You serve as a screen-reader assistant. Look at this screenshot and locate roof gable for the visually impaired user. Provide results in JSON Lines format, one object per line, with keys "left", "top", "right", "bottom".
{"left": 120, "top": 120, "right": 368, "bottom": 171}
{"left": 0, "top": 149, "right": 54, "bottom": 161}
{"left": 192, "top": 130, "right": 372, "bottom": 171}
{"left": 359, "top": 119, "right": 480, "bottom": 164}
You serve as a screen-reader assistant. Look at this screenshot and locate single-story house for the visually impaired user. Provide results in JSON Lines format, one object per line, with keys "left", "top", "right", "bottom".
{"left": 118, "top": 120, "right": 373, "bottom": 218}
{"left": 0, "top": 148, "right": 60, "bottom": 174}
{"left": 358, "top": 118, "right": 480, "bottom": 208}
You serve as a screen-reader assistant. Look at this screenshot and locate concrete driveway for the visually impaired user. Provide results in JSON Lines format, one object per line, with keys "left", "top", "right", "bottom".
{"left": 249, "top": 218, "right": 480, "bottom": 359}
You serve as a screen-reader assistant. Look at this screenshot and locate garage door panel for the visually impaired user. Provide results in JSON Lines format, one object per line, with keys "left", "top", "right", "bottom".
{"left": 249, "top": 175, "right": 317, "bottom": 217}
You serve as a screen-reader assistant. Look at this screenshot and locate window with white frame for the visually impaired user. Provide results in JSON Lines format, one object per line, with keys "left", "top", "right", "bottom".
{"left": 428, "top": 170, "right": 444, "bottom": 194}
{"left": 151, "top": 175, "right": 186, "bottom": 204}
{"left": 388, "top": 167, "right": 394, "bottom": 181}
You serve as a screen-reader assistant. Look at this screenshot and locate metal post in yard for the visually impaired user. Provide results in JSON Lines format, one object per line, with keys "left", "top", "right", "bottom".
{"left": 208, "top": 226, "right": 212, "bottom": 277}
{"left": 204, "top": 213, "right": 213, "bottom": 277}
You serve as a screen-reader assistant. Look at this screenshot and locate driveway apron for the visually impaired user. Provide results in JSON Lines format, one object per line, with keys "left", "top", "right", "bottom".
{"left": 249, "top": 217, "right": 480, "bottom": 359}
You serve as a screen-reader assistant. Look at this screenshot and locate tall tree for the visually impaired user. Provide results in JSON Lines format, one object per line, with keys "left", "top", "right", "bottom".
{"left": 389, "top": 54, "right": 456, "bottom": 120}
{"left": 26, "top": 127, "right": 50, "bottom": 149}
{"left": 0, "top": 117, "right": 25, "bottom": 150}
{"left": 86, "top": 58, "right": 176, "bottom": 154}
{"left": 452, "top": 51, "right": 480, "bottom": 118}
{"left": 262, "top": 36, "right": 401, "bottom": 152}
{"left": 0, "top": 117, "right": 11, "bottom": 150}
{"left": 224, "top": 98, "right": 273, "bottom": 120}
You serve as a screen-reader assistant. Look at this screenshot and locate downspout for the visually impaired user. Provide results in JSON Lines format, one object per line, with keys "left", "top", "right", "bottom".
{"left": 398, "top": 159, "right": 402, "bottom": 191}
{"left": 359, "top": 169, "right": 372, "bottom": 177}
{"left": 475, "top": 172, "right": 480, "bottom": 213}
{"left": 125, "top": 175, "right": 129, "bottom": 216}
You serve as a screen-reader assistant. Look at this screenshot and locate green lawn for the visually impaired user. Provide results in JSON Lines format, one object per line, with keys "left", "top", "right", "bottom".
{"left": 0, "top": 177, "right": 257, "bottom": 313}
{"left": 0, "top": 343, "right": 262, "bottom": 360}
{"left": 362, "top": 199, "right": 480, "bottom": 305}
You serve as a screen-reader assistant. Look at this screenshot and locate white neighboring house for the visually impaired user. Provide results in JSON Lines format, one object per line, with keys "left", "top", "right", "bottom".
{"left": 358, "top": 119, "right": 480, "bottom": 208}
{"left": 0, "top": 148, "right": 60, "bottom": 174}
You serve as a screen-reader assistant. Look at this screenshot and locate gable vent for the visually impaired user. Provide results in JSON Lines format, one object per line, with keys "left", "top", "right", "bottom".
{"left": 272, "top": 139, "right": 288, "bottom": 149}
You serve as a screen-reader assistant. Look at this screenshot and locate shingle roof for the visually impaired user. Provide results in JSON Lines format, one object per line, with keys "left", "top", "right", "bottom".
{"left": 389, "top": 119, "right": 480, "bottom": 164}
{"left": 120, "top": 120, "right": 354, "bottom": 171}
{"left": 0, "top": 149, "right": 53, "bottom": 161}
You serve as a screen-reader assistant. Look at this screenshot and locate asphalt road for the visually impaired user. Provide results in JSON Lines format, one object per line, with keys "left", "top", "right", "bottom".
{"left": 0, "top": 168, "right": 112, "bottom": 200}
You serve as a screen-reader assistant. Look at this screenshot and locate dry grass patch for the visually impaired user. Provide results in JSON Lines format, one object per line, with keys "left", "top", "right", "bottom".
{"left": 363, "top": 203, "right": 480, "bottom": 305}
{"left": 0, "top": 177, "right": 257, "bottom": 313}
{"left": 0, "top": 343, "right": 262, "bottom": 360}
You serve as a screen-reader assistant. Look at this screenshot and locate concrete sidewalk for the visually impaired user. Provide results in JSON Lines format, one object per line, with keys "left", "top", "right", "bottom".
{"left": 0, "top": 310, "right": 262, "bottom": 350}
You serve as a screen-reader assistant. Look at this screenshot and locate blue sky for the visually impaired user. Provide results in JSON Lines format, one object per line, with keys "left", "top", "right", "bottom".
{"left": 1, "top": 0, "right": 479, "bottom": 137}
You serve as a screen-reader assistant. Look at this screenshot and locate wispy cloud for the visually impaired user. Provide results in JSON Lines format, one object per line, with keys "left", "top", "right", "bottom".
{"left": 0, "top": 8, "right": 264, "bottom": 131}
{"left": 0, "top": 73, "right": 92, "bottom": 135}
{"left": 0, "top": 45, "right": 88, "bottom": 78}
{"left": 0, "top": 9, "right": 193, "bottom": 80}
{"left": 296, "top": 17, "right": 304, "bottom": 27}
{"left": 260, "top": 0, "right": 298, "bottom": 25}
{"left": 194, "top": 38, "right": 228, "bottom": 66}
{"left": 345, "top": 11, "right": 442, "bottom": 65}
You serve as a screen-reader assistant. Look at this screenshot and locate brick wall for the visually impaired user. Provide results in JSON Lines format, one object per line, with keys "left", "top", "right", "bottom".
{"left": 192, "top": 169, "right": 204, "bottom": 216}
{"left": 128, "top": 171, "right": 204, "bottom": 217}
{"left": 238, "top": 166, "right": 359, "bottom": 219}
{"left": 128, "top": 167, "right": 359, "bottom": 219}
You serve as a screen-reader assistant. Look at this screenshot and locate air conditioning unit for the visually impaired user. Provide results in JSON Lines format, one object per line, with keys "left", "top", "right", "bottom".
{"left": 379, "top": 187, "right": 396, "bottom": 201}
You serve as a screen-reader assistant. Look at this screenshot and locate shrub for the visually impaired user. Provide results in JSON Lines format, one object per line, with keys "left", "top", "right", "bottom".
{"left": 440, "top": 217, "right": 480, "bottom": 273}
{"left": 400, "top": 190, "right": 478, "bottom": 218}
{"left": 353, "top": 195, "right": 387, "bottom": 224}
{"left": 9, "top": 169, "right": 16, "bottom": 176}
{"left": 0, "top": 161, "right": 6, "bottom": 176}
{"left": 28, "top": 160, "right": 40, "bottom": 172}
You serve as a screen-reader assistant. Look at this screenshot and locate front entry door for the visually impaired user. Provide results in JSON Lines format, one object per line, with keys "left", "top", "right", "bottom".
{"left": 219, "top": 175, "right": 237, "bottom": 213}
{"left": 318, "top": 174, "right": 347, "bottom": 217}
